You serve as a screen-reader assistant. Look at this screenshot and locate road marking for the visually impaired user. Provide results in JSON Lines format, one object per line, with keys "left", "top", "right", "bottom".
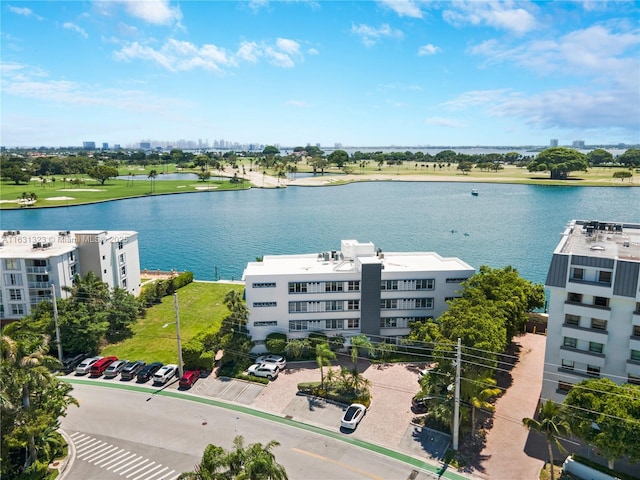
{"left": 112, "top": 455, "right": 143, "bottom": 473}
{"left": 94, "top": 448, "right": 126, "bottom": 466}
{"left": 107, "top": 453, "right": 137, "bottom": 471}
{"left": 125, "top": 460, "right": 154, "bottom": 478}
{"left": 77, "top": 440, "right": 105, "bottom": 456}
{"left": 162, "top": 471, "right": 179, "bottom": 480}
{"left": 131, "top": 463, "right": 163, "bottom": 480}
{"left": 85, "top": 444, "right": 118, "bottom": 462}
{"left": 291, "top": 447, "right": 385, "bottom": 480}
{"left": 143, "top": 465, "right": 169, "bottom": 480}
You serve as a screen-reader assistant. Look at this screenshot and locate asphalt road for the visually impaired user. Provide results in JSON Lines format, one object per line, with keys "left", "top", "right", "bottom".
{"left": 61, "top": 383, "right": 463, "bottom": 480}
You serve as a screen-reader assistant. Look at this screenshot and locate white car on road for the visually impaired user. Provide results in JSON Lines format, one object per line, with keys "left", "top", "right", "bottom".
{"left": 153, "top": 364, "right": 179, "bottom": 385}
{"left": 247, "top": 363, "right": 279, "bottom": 380}
{"left": 255, "top": 354, "right": 287, "bottom": 370}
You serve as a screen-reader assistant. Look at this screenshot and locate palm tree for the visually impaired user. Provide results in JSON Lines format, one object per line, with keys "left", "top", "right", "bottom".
{"left": 463, "top": 377, "right": 501, "bottom": 436}
{"left": 522, "top": 400, "right": 570, "bottom": 480}
{"left": 148, "top": 169, "right": 158, "bottom": 193}
{"left": 179, "top": 435, "right": 288, "bottom": 480}
{"left": 315, "top": 343, "right": 336, "bottom": 388}
{"left": 284, "top": 338, "right": 310, "bottom": 360}
{"left": 349, "top": 334, "right": 374, "bottom": 369}
{"left": 223, "top": 290, "right": 249, "bottom": 331}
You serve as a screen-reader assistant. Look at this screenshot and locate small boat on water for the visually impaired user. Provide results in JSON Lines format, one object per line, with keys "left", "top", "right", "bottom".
{"left": 471, "top": 189, "right": 479, "bottom": 196}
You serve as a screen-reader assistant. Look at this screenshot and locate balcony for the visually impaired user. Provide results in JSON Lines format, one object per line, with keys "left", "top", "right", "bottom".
{"left": 26, "top": 266, "right": 49, "bottom": 274}
{"left": 564, "top": 301, "right": 611, "bottom": 321}
{"left": 560, "top": 346, "right": 606, "bottom": 366}
{"left": 629, "top": 336, "right": 640, "bottom": 351}
{"left": 626, "top": 360, "right": 640, "bottom": 377}
{"left": 28, "top": 282, "right": 51, "bottom": 289}
{"left": 561, "top": 324, "right": 608, "bottom": 344}
{"left": 567, "top": 278, "right": 612, "bottom": 296}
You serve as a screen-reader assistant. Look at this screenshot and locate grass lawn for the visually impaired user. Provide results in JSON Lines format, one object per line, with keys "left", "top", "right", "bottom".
{"left": 100, "top": 282, "right": 243, "bottom": 364}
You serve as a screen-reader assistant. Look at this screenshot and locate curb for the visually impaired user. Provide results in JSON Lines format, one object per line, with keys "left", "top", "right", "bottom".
{"left": 55, "top": 428, "right": 76, "bottom": 480}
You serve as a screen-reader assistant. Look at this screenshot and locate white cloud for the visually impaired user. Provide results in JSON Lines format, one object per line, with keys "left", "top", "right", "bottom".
{"left": 440, "top": 89, "right": 512, "bottom": 110}
{"left": 8, "top": 5, "right": 43, "bottom": 20}
{"left": 307, "top": 47, "right": 319, "bottom": 55}
{"left": 418, "top": 44, "right": 441, "bottom": 56}
{"left": 114, "top": 36, "right": 307, "bottom": 72}
{"left": 63, "top": 22, "right": 88, "bottom": 39}
{"left": 377, "top": 0, "right": 423, "bottom": 18}
{"left": 426, "top": 117, "right": 465, "bottom": 128}
{"left": 351, "top": 23, "right": 404, "bottom": 46}
{"left": 443, "top": 1, "right": 537, "bottom": 35}
{"left": 113, "top": 0, "right": 182, "bottom": 26}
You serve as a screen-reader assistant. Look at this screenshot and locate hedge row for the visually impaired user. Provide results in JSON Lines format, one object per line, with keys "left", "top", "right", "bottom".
{"left": 139, "top": 271, "right": 194, "bottom": 307}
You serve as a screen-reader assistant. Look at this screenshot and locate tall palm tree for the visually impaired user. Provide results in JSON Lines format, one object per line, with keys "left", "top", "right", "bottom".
{"left": 463, "top": 376, "right": 501, "bottom": 436}
{"left": 315, "top": 343, "right": 336, "bottom": 388}
{"left": 148, "top": 169, "right": 158, "bottom": 193}
{"left": 522, "top": 400, "right": 570, "bottom": 480}
{"left": 349, "top": 334, "right": 374, "bottom": 369}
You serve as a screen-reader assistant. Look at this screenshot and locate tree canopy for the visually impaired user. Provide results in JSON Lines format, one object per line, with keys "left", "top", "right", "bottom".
{"left": 618, "top": 148, "right": 640, "bottom": 167}
{"left": 527, "top": 147, "right": 588, "bottom": 179}
{"left": 88, "top": 165, "right": 119, "bottom": 185}
{"left": 262, "top": 145, "right": 280, "bottom": 156}
{"left": 586, "top": 148, "right": 614, "bottom": 165}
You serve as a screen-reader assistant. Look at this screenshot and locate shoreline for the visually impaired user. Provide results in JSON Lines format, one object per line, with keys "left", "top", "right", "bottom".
{"left": 2, "top": 171, "right": 637, "bottom": 210}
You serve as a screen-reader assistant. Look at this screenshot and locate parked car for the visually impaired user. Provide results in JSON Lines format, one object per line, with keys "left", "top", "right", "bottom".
{"left": 411, "top": 395, "right": 434, "bottom": 414}
{"left": 120, "top": 360, "right": 146, "bottom": 380}
{"left": 75, "top": 356, "right": 103, "bottom": 375}
{"left": 255, "top": 354, "right": 287, "bottom": 370}
{"left": 340, "top": 403, "right": 367, "bottom": 430}
{"left": 153, "top": 364, "right": 179, "bottom": 386}
{"left": 178, "top": 370, "right": 201, "bottom": 388}
{"left": 247, "top": 363, "right": 279, "bottom": 380}
{"left": 104, "top": 360, "right": 129, "bottom": 379}
{"left": 137, "top": 362, "right": 163, "bottom": 383}
{"left": 89, "top": 356, "right": 118, "bottom": 376}
{"left": 60, "top": 354, "right": 88, "bottom": 374}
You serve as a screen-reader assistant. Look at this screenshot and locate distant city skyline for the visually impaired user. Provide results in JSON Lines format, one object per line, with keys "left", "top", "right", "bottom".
{"left": 2, "top": 1, "right": 639, "bottom": 147}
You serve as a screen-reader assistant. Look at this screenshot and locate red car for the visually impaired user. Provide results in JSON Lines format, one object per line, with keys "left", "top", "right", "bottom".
{"left": 89, "top": 356, "right": 118, "bottom": 376}
{"left": 178, "top": 370, "right": 201, "bottom": 388}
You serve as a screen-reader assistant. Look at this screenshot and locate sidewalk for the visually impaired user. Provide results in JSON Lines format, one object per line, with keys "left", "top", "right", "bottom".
{"left": 479, "top": 333, "right": 547, "bottom": 480}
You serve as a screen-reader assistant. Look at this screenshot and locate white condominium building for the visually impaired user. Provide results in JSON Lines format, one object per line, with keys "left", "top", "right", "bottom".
{"left": 542, "top": 220, "right": 640, "bottom": 402}
{"left": 242, "top": 240, "right": 475, "bottom": 351}
{"left": 0, "top": 230, "right": 141, "bottom": 321}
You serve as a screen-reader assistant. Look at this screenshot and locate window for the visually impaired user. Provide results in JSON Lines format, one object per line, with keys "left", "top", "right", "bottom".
{"left": 565, "top": 314, "right": 580, "bottom": 326}
{"left": 563, "top": 337, "right": 577, "bottom": 348}
{"left": 118, "top": 241, "right": 124, "bottom": 250}
{"left": 568, "top": 292, "right": 582, "bottom": 303}
{"left": 558, "top": 381, "right": 573, "bottom": 393}
{"left": 120, "top": 266, "right": 126, "bottom": 277}
{"left": 122, "top": 279, "right": 127, "bottom": 288}
{"left": 586, "top": 365, "right": 600, "bottom": 377}
{"left": 415, "top": 298, "right": 434, "bottom": 309}
{"left": 446, "top": 277, "right": 466, "bottom": 283}
{"left": 119, "top": 253, "right": 126, "bottom": 264}
{"left": 381, "top": 280, "right": 398, "bottom": 290}
{"left": 572, "top": 268, "right": 584, "bottom": 280}
{"left": 289, "top": 321, "right": 308, "bottom": 331}
{"left": 415, "top": 279, "right": 435, "bottom": 290}
{"left": 254, "top": 321, "right": 278, "bottom": 327}
{"left": 3, "top": 259, "right": 19, "bottom": 270}
{"left": 598, "top": 271, "right": 612, "bottom": 284}
{"left": 9, "top": 289, "right": 23, "bottom": 301}
{"left": 325, "top": 319, "right": 344, "bottom": 330}
{"left": 325, "top": 300, "right": 343, "bottom": 311}
{"left": 325, "top": 281, "right": 343, "bottom": 292}
{"left": 289, "top": 282, "right": 307, "bottom": 293}
{"left": 347, "top": 281, "right": 360, "bottom": 291}
{"left": 69, "top": 251, "right": 75, "bottom": 262}
{"left": 381, "top": 318, "right": 397, "bottom": 328}
{"left": 4, "top": 274, "right": 23, "bottom": 286}
{"left": 70, "top": 264, "right": 77, "bottom": 277}
{"left": 347, "top": 300, "right": 359, "bottom": 311}
{"left": 593, "top": 296, "right": 609, "bottom": 307}
{"left": 253, "top": 282, "right": 276, "bottom": 288}
{"left": 561, "top": 359, "right": 575, "bottom": 370}
{"left": 631, "top": 350, "right": 640, "bottom": 362}
{"left": 633, "top": 325, "right": 640, "bottom": 337}
{"left": 381, "top": 299, "right": 397, "bottom": 309}
{"left": 590, "top": 318, "right": 607, "bottom": 330}
{"left": 10, "top": 304, "right": 25, "bottom": 315}
{"left": 253, "top": 302, "right": 277, "bottom": 307}
{"left": 33, "top": 259, "right": 47, "bottom": 267}
{"left": 589, "top": 342, "right": 603, "bottom": 354}
{"left": 289, "top": 302, "right": 307, "bottom": 313}
{"left": 34, "top": 274, "right": 48, "bottom": 283}
{"left": 346, "top": 319, "right": 359, "bottom": 329}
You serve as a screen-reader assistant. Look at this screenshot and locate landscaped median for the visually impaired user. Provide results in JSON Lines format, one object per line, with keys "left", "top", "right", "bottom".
{"left": 62, "top": 377, "right": 472, "bottom": 480}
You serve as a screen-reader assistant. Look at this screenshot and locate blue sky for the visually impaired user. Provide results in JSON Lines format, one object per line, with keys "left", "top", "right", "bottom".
{"left": 1, "top": 0, "right": 639, "bottom": 148}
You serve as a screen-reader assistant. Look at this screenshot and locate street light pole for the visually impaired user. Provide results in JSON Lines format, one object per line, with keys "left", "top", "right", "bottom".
{"left": 51, "top": 283, "right": 63, "bottom": 363}
{"left": 453, "top": 337, "right": 461, "bottom": 451}
{"left": 174, "top": 293, "right": 184, "bottom": 378}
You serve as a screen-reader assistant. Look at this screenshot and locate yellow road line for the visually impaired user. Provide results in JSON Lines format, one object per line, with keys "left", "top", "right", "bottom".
{"left": 291, "top": 447, "right": 385, "bottom": 480}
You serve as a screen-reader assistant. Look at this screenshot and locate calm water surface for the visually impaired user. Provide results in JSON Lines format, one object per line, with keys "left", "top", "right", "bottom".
{"left": 3, "top": 183, "right": 638, "bottom": 284}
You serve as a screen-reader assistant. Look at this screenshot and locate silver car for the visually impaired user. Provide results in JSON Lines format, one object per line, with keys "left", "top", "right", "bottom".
{"left": 75, "top": 356, "right": 102, "bottom": 375}
{"left": 104, "top": 360, "right": 129, "bottom": 379}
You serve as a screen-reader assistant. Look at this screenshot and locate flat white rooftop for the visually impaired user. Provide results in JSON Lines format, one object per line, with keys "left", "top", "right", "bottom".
{"left": 557, "top": 220, "right": 640, "bottom": 262}
{"left": 0, "top": 230, "right": 137, "bottom": 259}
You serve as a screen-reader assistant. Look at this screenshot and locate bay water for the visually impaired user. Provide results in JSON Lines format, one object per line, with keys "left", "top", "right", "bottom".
{"left": 2, "top": 182, "right": 638, "bottom": 285}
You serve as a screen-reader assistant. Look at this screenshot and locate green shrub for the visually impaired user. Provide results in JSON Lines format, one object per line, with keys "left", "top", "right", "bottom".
{"left": 236, "top": 373, "right": 269, "bottom": 384}
{"left": 265, "top": 333, "right": 288, "bottom": 355}
{"left": 328, "top": 335, "right": 345, "bottom": 352}
{"left": 308, "top": 331, "right": 327, "bottom": 347}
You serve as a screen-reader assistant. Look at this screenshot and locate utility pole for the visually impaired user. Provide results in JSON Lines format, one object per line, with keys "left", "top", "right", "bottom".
{"left": 51, "top": 284, "right": 63, "bottom": 363}
{"left": 174, "top": 293, "right": 184, "bottom": 378}
{"left": 453, "top": 337, "right": 461, "bottom": 451}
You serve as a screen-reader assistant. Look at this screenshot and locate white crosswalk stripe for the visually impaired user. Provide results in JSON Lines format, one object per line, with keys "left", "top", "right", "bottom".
{"left": 69, "top": 433, "right": 184, "bottom": 479}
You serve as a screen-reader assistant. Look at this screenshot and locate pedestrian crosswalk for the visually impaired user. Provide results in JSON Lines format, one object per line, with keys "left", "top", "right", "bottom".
{"left": 70, "top": 432, "right": 181, "bottom": 480}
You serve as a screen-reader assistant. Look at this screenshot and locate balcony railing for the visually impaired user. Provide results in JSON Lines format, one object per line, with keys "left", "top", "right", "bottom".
{"left": 562, "top": 323, "right": 608, "bottom": 335}
{"left": 564, "top": 300, "right": 611, "bottom": 311}
{"left": 26, "top": 266, "right": 49, "bottom": 274}
{"left": 568, "top": 278, "right": 612, "bottom": 288}
{"left": 28, "top": 282, "right": 51, "bottom": 289}
{"left": 560, "top": 345, "right": 606, "bottom": 359}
